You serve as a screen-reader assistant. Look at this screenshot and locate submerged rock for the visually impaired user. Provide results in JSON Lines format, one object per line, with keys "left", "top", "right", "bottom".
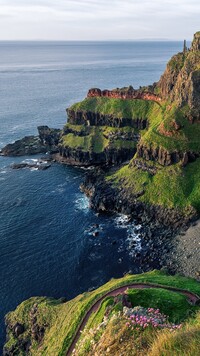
{"left": 11, "top": 162, "right": 51, "bottom": 170}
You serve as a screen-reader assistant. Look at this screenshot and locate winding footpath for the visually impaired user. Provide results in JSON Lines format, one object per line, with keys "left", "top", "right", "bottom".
{"left": 66, "top": 282, "right": 200, "bottom": 355}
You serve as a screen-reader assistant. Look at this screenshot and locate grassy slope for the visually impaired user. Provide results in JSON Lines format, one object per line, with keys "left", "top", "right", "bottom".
{"left": 68, "top": 97, "right": 200, "bottom": 153}
{"left": 61, "top": 124, "right": 137, "bottom": 153}
{"left": 5, "top": 270, "right": 200, "bottom": 356}
{"left": 77, "top": 310, "right": 200, "bottom": 356}
{"left": 107, "top": 157, "right": 200, "bottom": 213}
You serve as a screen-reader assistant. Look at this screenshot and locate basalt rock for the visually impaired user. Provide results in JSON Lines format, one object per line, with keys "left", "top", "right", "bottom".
{"left": 0, "top": 126, "right": 61, "bottom": 157}
{"left": 67, "top": 109, "right": 148, "bottom": 129}
{"left": 0, "top": 136, "right": 47, "bottom": 156}
{"left": 37, "top": 126, "right": 61, "bottom": 151}
{"left": 81, "top": 169, "right": 197, "bottom": 228}
{"left": 11, "top": 162, "right": 51, "bottom": 170}
{"left": 57, "top": 146, "right": 136, "bottom": 166}
{"left": 136, "top": 143, "right": 199, "bottom": 166}
{"left": 157, "top": 32, "right": 200, "bottom": 119}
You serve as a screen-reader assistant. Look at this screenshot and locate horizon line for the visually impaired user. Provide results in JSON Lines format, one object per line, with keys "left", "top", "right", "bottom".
{"left": 0, "top": 38, "right": 188, "bottom": 42}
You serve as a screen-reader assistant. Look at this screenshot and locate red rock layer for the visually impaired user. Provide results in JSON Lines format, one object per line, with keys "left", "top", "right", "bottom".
{"left": 87, "top": 88, "right": 161, "bottom": 103}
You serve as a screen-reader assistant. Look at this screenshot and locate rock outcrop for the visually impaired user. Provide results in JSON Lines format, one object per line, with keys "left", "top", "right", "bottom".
{"left": 87, "top": 85, "right": 161, "bottom": 103}
{"left": 81, "top": 168, "right": 197, "bottom": 228}
{"left": 0, "top": 136, "right": 47, "bottom": 156}
{"left": 157, "top": 32, "right": 200, "bottom": 119}
{"left": 136, "top": 143, "right": 198, "bottom": 166}
{"left": 0, "top": 126, "right": 61, "bottom": 156}
{"left": 67, "top": 109, "right": 148, "bottom": 129}
{"left": 58, "top": 146, "right": 136, "bottom": 166}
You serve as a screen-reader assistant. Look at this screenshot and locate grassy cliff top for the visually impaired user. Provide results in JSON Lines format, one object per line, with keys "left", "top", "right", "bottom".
{"left": 68, "top": 97, "right": 200, "bottom": 153}
{"left": 69, "top": 97, "right": 158, "bottom": 119}
{"left": 4, "top": 270, "right": 200, "bottom": 356}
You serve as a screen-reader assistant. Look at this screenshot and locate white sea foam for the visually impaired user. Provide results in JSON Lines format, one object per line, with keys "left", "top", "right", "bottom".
{"left": 75, "top": 194, "right": 90, "bottom": 212}
{"left": 114, "top": 214, "right": 142, "bottom": 256}
{"left": 30, "top": 167, "right": 39, "bottom": 171}
{"left": 114, "top": 214, "right": 131, "bottom": 228}
{"left": 0, "top": 170, "right": 7, "bottom": 174}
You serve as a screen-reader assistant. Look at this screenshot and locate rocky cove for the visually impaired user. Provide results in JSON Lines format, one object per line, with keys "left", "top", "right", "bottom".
{"left": 1, "top": 32, "right": 200, "bottom": 282}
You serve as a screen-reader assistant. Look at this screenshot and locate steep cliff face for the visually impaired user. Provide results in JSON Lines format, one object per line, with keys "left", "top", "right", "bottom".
{"left": 137, "top": 143, "right": 198, "bottom": 166}
{"left": 67, "top": 109, "right": 148, "bottom": 129}
{"left": 157, "top": 32, "right": 200, "bottom": 118}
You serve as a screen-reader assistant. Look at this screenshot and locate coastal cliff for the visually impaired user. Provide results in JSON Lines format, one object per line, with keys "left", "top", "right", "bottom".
{"left": 1, "top": 32, "right": 200, "bottom": 220}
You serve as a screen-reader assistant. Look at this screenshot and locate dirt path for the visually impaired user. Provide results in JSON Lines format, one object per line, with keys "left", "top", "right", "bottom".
{"left": 66, "top": 282, "right": 200, "bottom": 355}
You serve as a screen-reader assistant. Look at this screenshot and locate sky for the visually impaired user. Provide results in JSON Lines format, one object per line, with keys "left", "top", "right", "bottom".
{"left": 0, "top": 0, "right": 199, "bottom": 41}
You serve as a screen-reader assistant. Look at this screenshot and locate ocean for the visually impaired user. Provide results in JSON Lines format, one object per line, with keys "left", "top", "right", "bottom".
{"left": 0, "top": 40, "right": 183, "bottom": 351}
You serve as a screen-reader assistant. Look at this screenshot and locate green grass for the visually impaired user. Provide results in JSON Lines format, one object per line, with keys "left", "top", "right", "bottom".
{"left": 70, "top": 97, "right": 159, "bottom": 119}
{"left": 148, "top": 311, "right": 200, "bottom": 356}
{"left": 107, "top": 157, "right": 200, "bottom": 213}
{"left": 61, "top": 124, "right": 136, "bottom": 153}
{"left": 68, "top": 97, "right": 200, "bottom": 153}
{"left": 127, "top": 288, "right": 198, "bottom": 323}
{"left": 85, "top": 297, "right": 114, "bottom": 330}
{"left": 4, "top": 270, "right": 200, "bottom": 356}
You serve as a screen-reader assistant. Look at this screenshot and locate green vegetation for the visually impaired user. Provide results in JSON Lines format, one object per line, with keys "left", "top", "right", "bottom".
{"left": 61, "top": 124, "right": 136, "bottom": 153}
{"left": 168, "top": 53, "right": 185, "bottom": 71}
{"left": 67, "top": 97, "right": 200, "bottom": 153}
{"left": 85, "top": 297, "right": 114, "bottom": 330}
{"left": 148, "top": 312, "right": 200, "bottom": 356}
{"left": 70, "top": 97, "right": 157, "bottom": 119}
{"left": 127, "top": 288, "right": 198, "bottom": 322}
{"left": 76, "top": 310, "right": 200, "bottom": 356}
{"left": 107, "top": 157, "right": 200, "bottom": 213}
{"left": 4, "top": 270, "right": 200, "bottom": 355}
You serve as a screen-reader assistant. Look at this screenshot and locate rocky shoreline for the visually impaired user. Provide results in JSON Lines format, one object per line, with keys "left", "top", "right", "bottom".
{"left": 0, "top": 126, "right": 199, "bottom": 280}
{"left": 80, "top": 167, "right": 200, "bottom": 280}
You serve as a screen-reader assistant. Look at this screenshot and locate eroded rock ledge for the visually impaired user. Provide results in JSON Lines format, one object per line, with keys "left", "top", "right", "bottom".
{"left": 81, "top": 168, "right": 197, "bottom": 229}
{"left": 67, "top": 109, "right": 148, "bottom": 129}
{"left": 0, "top": 126, "right": 61, "bottom": 157}
{"left": 87, "top": 86, "right": 161, "bottom": 103}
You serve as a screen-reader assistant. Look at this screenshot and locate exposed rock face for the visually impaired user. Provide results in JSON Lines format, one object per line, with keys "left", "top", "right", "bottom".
{"left": 67, "top": 109, "right": 148, "bottom": 129}
{"left": 11, "top": 162, "right": 51, "bottom": 170}
{"left": 87, "top": 86, "right": 161, "bottom": 103}
{"left": 136, "top": 143, "right": 199, "bottom": 166}
{"left": 157, "top": 32, "right": 200, "bottom": 118}
{"left": 81, "top": 169, "right": 197, "bottom": 227}
{"left": 0, "top": 126, "right": 61, "bottom": 156}
{"left": 0, "top": 136, "right": 47, "bottom": 156}
{"left": 58, "top": 146, "right": 136, "bottom": 166}
{"left": 37, "top": 126, "right": 61, "bottom": 149}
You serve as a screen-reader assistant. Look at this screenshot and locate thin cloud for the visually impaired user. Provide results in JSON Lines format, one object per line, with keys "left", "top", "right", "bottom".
{"left": 0, "top": 0, "right": 199, "bottom": 40}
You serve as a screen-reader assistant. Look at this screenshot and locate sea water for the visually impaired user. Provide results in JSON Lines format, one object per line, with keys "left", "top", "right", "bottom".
{"left": 0, "top": 40, "right": 183, "bottom": 350}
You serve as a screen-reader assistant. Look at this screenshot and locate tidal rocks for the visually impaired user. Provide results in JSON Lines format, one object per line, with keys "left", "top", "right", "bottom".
{"left": 0, "top": 126, "right": 61, "bottom": 157}
{"left": 10, "top": 162, "right": 51, "bottom": 170}
{"left": 81, "top": 168, "right": 197, "bottom": 228}
{"left": 0, "top": 136, "right": 47, "bottom": 156}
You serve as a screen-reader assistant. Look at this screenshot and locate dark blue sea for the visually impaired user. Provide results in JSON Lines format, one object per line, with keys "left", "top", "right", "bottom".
{"left": 0, "top": 40, "right": 183, "bottom": 351}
